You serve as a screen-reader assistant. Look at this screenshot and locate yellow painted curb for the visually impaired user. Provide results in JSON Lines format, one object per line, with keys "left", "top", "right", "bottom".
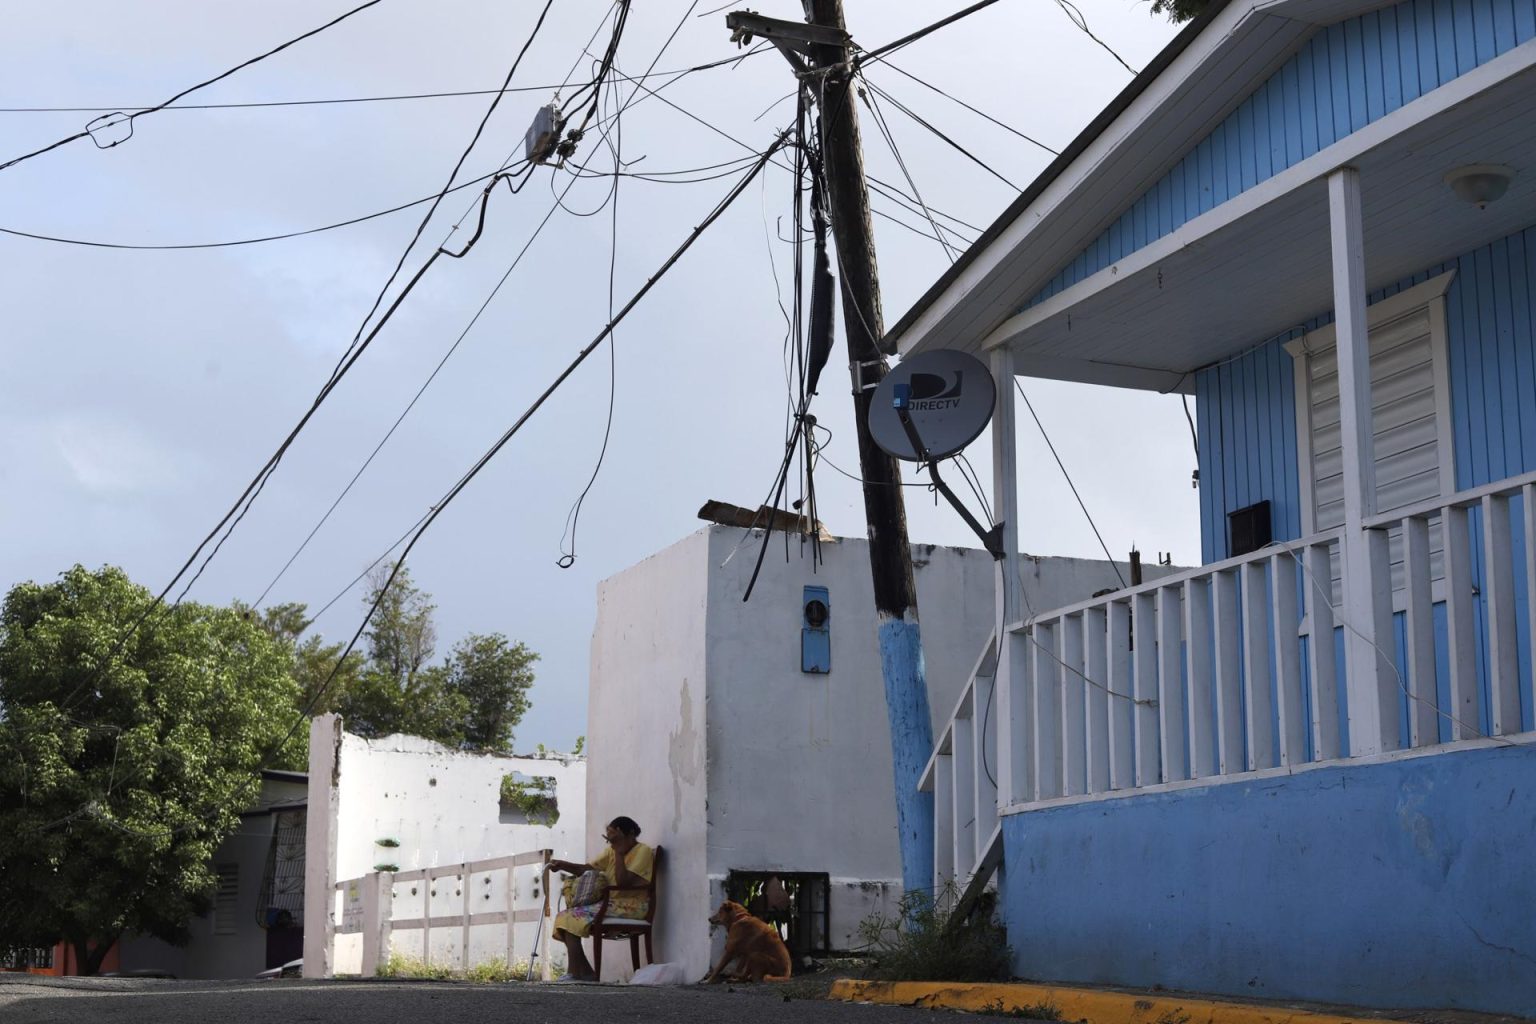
{"left": 828, "top": 980, "right": 1404, "bottom": 1024}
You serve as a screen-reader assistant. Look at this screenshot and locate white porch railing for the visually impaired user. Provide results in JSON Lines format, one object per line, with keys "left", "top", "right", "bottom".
{"left": 920, "top": 636, "right": 1003, "bottom": 889}
{"left": 331, "top": 848, "right": 552, "bottom": 977}
{"left": 924, "top": 469, "right": 1536, "bottom": 887}
{"left": 1365, "top": 469, "right": 1536, "bottom": 743}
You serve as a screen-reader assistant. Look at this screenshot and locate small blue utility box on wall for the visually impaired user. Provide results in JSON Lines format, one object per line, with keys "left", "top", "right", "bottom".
{"left": 801, "top": 585, "right": 830, "bottom": 673}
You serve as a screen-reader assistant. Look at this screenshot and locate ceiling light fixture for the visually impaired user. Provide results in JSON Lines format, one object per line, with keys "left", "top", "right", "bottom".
{"left": 1444, "top": 164, "right": 1515, "bottom": 209}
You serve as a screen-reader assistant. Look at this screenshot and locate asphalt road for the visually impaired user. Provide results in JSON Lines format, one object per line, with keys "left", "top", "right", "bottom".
{"left": 0, "top": 975, "right": 944, "bottom": 1024}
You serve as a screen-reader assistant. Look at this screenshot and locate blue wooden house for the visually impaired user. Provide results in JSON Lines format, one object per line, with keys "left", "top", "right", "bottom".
{"left": 888, "top": 0, "right": 1536, "bottom": 1013}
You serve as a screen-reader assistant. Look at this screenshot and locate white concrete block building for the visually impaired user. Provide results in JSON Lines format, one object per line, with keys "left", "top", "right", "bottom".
{"left": 585, "top": 525, "right": 1163, "bottom": 980}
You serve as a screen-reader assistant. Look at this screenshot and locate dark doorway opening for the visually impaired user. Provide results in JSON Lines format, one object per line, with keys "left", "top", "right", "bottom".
{"left": 724, "top": 871, "right": 831, "bottom": 963}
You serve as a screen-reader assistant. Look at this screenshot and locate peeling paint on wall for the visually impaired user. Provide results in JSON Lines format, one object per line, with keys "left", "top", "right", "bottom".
{"left": 669, "top": 678, "right": 701, "bottom": 836}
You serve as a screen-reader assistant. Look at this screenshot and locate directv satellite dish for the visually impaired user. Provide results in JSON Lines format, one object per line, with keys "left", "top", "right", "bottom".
{"left": 865, "top": 349, "right": 1004, "bottom": 560}
{"left": 869, "top": 350, "right": 996, "bottom": 461}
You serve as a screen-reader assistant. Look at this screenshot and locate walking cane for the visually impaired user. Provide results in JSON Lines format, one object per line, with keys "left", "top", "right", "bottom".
{"left": 527, "top": 854, "right": 552, "bottom": 981}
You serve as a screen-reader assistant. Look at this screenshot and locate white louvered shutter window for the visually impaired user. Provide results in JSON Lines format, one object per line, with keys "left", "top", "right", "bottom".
{"left": 1289, "top": 273, "right": 1455, "bottom": 599}
{"left": 214, "top": 864, "right": 239, "bottom": 936}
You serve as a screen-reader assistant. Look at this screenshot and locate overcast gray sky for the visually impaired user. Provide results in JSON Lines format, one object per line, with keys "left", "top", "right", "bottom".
{"left": 0, "top": 1, "right": 1198, "bottom": 752}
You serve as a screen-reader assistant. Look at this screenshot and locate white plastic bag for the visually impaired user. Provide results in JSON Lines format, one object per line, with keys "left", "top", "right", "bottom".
{"left": 628, "top": 962, "right": 686, "bottom": 986}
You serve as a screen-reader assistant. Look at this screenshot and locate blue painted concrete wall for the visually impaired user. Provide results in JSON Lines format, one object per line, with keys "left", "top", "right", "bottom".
{"left": 1024, "top": 0, "right": 1536, "bottom": 311}
{"left": 1000, "top": 743, "right": 1536, "bottom": 1015}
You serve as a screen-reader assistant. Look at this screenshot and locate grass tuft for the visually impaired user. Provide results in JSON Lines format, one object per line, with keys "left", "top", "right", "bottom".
{"left": 857, "top": 883, "right": 1012, "bottom": 983}
{"left": 376, "top": 953, "right": 540, "bottom": 982}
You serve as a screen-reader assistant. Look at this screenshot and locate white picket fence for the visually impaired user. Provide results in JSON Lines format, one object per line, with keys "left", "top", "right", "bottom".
{"left": 332, "top": 848, "right": 553, "bottom": 978}
{"left": 925, "top": 468, "right": 1536, "bottom": 891}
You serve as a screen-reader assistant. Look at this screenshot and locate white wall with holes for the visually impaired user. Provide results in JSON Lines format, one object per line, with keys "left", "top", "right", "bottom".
{"left": 315, "top": 727, "right": 585, "bottom": 975}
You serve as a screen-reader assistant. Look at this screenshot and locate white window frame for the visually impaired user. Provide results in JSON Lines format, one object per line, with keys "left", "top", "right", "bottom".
{"left": 1285, "top": 270, "right": 1458, "bottom": 534}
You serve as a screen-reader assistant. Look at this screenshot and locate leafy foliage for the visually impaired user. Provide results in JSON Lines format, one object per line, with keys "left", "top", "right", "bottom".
{"left": 0, "top": 566, "right": 298, "bottom": 975}
{"left": 499, "top": 772, "right": 559, "bottom": 825}
{"left": 857, "top": 885, "right": 1012, "bottom": 983}
{"left": 254, "top": 564, "right": 537, "bottom": 755}
{"left": 447, "top": 633, "right": 537, "bottom": 753}
{"left": 1149, "top": 0, "right": 1212, "bottom": 23}
{"left": 979, "top": 999, "right": 1064, "bottom": 1020}
{"left": 245, "top": 601, "right": 363, "bottom": 770}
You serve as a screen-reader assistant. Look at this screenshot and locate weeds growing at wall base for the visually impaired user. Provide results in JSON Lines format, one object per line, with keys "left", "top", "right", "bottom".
{"left": 856, "top": 883, "right": 1012, "bottom": 983}
{"left": 979, "top": 998, "right": 1064, "bottom": 1020}
{"left": 376, "top": 953, "right": 542, "bottom": 983}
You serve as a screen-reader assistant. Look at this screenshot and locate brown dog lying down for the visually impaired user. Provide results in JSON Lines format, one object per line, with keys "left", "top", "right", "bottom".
{"left": 703, "top": 900, "right": 793, "bottom": 983}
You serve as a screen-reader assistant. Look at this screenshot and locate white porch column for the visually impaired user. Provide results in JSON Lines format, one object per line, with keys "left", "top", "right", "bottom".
{"left": 1327, "top": 167, "right": 1400, "bottom": 754}
{"left": 989, "top": 345, "right": 1023, "bottom": 806}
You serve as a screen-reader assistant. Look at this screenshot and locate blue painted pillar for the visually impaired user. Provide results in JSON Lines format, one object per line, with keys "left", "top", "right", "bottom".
{"left": 878, "top": 613, "right": 935, "bottom": 898}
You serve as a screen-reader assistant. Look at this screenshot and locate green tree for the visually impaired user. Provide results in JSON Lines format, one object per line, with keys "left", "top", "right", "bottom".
{"left": 362, "top": 563, "right": 436, "bottom": 684}
{"left": 0, "top": 566, "right": 298, "bottom": 975}
{"left": 320, "top": 565, "right": 537, "bottom": 753}
{"left": 443, "top": 633, "right": 537, "bottom": 753}
{"left": 243, "top": 601, "right": 364, "bottom": 769}
{"left": 330, "top": 564, "right": 465, "bottom": 744}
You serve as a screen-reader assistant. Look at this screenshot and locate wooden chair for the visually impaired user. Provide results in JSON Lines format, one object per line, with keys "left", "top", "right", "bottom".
{"left": 589, "top": 845, "right": 662, "bottom": 981}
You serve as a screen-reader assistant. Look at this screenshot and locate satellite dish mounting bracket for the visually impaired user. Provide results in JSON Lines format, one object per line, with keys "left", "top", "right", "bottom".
{"left": 895, "top": 405, "right": 1005, "bottom": 561}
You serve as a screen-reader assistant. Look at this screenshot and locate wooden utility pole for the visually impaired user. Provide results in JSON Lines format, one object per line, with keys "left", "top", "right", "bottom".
{"left": 806, "top": 0, "right": 934, "bottom": 900}
{"left": 728, "top": 0, "right": 935, "bottom": 898}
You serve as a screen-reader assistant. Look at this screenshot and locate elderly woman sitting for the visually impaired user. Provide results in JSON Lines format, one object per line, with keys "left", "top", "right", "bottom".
{"left": 547, "top": 815, "right": 653, "bottom": 982}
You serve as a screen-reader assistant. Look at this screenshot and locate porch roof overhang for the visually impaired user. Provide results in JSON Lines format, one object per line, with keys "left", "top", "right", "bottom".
{"left": 886, "top": 0, "right": 1536, "bottom": 393}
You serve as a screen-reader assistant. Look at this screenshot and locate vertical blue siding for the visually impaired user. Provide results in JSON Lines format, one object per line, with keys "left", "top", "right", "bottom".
{"left": 1199, "top": 223, "right": 1536, "bottom": 563}
{"left": 1022, "top": 0, "right": 1536, "bottom": 312}
{"left": 1195, "top": 339, "right": 1302, "bottom": 563}
{"left": 1198, "top": 223, "right": 1536, "bottom": 735}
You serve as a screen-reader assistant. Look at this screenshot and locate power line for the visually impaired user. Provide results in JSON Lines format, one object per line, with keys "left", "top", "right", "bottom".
{"left": 57, "top": 2, "right": 571, "bottom": 715}
{"left": 866, "top": 177, "right": 982, "bottom": 235}
{"left": 559, "top": 0, "right": 709, "bottom": 567}
{"left": 557, "top": 99, "right": 622, "bottom": 567}
{"left": 0, "top": 162, "right": 520, "bottom": 250}
{"left": 0, "top": 49, "right": 773, "bottom": 115}
{"left": 1014, "top": 379, "right": 1126, "bottom": 588}
{"left": 881, "top": 59, "right": 1058, "bottom": 156}
{"left": 855, "top": 0, "right": 1004, "bottom": 68}
{"left": 560, "top": 151, "right": 767, "bottom": 185}
{"left": 0, "top": 130, "right": 761, "bottom": 252}
{"left": 250, "top": 172, "right": 585, "bottom": 610}
{"left": 1051, "top": 0, "right": 1139, "bottom": 76}
{"left": 324, "top": 0, "right": 564, "bottom": 386}
{"left": 857, "top": 82, "right": 961, "bottom": 261}
{"left": 871, "top": 197, "right": 970, "bottom": 248}
{"left": 0, "top": 0, "right": 386, "bottom": 173}
{"left": 259, "top": 8, "right": 724, "bottom": 601}
{"left": 860, "top": 76, "right": 1021, "bottom": 192}
{"left": 171, "top": 0, "right": 566, "bottom": 612}
{"left": 600, "top": 60, "right": 979, "bottom": 252}
{"left": 270, "top": 131, "right": 791, "bottom": 757}
{"left": 257, "top": 0, "right": 704, "bottom": 601}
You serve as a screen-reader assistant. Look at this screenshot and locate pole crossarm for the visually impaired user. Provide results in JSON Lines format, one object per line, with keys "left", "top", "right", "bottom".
{"left": 725, "top": 12, "right": 851, "bottom": 54}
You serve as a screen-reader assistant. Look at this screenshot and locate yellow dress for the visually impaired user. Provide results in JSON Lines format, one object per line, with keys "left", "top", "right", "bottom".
{"left": 552, "top": 842, "right": 654, "bottom": 939}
